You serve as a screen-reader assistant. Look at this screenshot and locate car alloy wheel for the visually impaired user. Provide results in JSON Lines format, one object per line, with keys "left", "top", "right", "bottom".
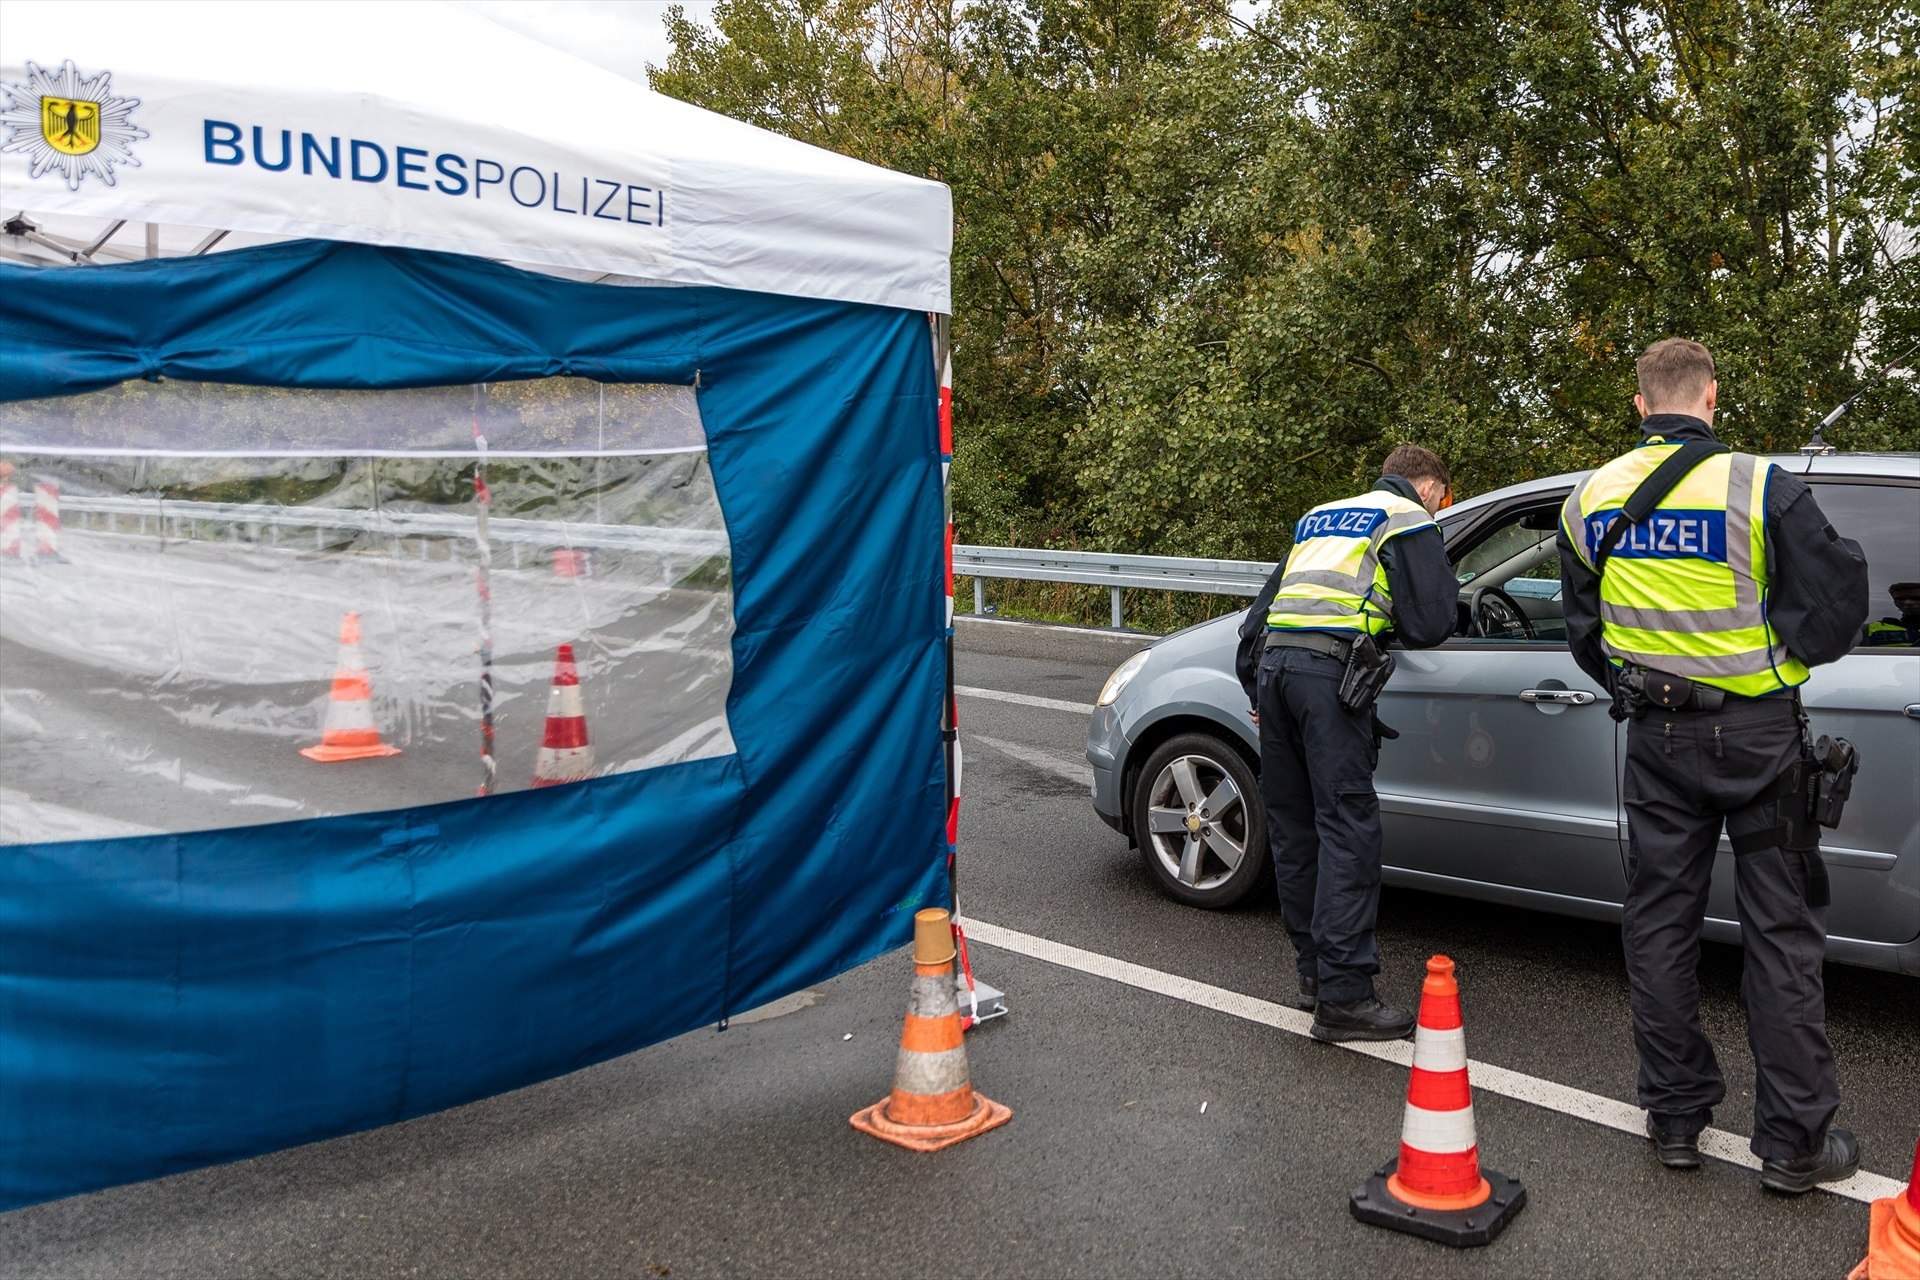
{"left": 1130, "top": 732, "right": 1267, "bottom": 908}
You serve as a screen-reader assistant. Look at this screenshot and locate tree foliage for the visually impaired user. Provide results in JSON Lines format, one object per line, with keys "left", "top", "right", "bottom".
{"left": 655, "top": 0, "right": 1918, "bottom": 562}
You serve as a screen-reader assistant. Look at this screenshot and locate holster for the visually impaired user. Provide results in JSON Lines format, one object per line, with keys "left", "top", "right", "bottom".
{"left": 1337, "top": 633, "right": 1395, "bottom": 714}
{"left": 1734, "top": 746, "right": 1854, "bottom": 911}
{"left": 1796, "top": 732, "right": 1858, "bottom": 911}
{"left": 1809, "top": 734, "right": 1859, "bottom": 829}
{"left": 1765, "top": 759, "right": 1820, "bottom": 854}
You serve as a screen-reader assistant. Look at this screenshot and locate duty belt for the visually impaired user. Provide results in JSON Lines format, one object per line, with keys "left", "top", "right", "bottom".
{"left": 1265, "top": 629, "right": 1354, "bottom": 663}
{"left": 1620, "top": 667, "right": 1781, "bottom": 717}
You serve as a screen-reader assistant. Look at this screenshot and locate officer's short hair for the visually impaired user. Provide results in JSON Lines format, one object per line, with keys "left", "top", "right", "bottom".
{"left": 1381, "top": 444, "right": 1450, "bottom": 489}
{"left": 1637, "top": 338, "right": 1717, "bottom": 411}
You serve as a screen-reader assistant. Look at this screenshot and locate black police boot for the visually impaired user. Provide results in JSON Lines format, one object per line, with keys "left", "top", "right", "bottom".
{"left": 1761, "top": 1129, "right": 1860, "bottom": 1195}
{"left": 1284, "top": 977, "right": 1318, "bottom": 1012}
{"left": 1645, "top": 1114, "right": 1702, "bottom": 1170}
{"left": 1309, "top": 995, "right": 1415, "bottom": 1043}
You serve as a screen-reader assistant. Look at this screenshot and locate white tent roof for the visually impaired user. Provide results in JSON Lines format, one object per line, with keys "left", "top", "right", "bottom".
{"left": 0, "top": 0, "right": 951, "bottom": 312}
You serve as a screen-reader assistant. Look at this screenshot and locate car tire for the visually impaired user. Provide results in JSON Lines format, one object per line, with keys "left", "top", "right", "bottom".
{"left": 1130, "top": 732, "right": 1269, "bottom": 909}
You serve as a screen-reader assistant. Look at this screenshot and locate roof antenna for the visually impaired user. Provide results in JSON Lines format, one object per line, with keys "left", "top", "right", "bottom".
{"left": 1802, "top": 338, "right": 1920, "bottom": 455}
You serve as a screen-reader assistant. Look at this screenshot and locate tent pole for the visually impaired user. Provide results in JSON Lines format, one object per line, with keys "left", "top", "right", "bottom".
{"left": 472, "top": 385, "right": 497, "bottom": 796}
{"left": 934, "top": 313, "right": 1006, "bottom": 1027}
{"left": 934, "top": 312, "right": 956, "bottom": 917}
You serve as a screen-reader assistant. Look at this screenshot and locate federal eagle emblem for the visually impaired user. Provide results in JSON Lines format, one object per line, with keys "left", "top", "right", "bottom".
{"left": 1, "top": 60, "right": 147, "bottom": 190}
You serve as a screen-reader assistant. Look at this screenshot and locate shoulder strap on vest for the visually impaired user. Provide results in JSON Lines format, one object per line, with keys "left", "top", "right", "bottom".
{"left": 1594, "top": 439, "right": 1729, "bottom": 572}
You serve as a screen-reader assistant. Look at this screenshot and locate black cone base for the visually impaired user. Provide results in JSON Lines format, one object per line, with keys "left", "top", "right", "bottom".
{"left": 1349, "top": 1157, "right": 1527, "bottom": 1247}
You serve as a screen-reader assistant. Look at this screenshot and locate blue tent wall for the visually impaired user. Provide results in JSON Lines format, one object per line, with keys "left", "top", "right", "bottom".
{"left": 0, "top": 241, "right": 948, "bottom": 1210}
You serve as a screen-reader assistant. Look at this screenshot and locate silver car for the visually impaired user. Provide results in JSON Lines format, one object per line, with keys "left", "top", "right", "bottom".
{"left": 1086, "top": 453, "right": 1920, "bottom": 975}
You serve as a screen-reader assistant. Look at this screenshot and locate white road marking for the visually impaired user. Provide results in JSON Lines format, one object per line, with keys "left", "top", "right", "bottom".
{"left": 957, "top": 686, "right": 1094, "bottom": 715}
{"left": 969, "top": 735, "right": 1092, "bottom": 787}
{"left": 955, "top": 615, "right": 1157, "bottom": 642}
{"left": 960, "top": 918, "right": 1905, "bottom": 1206}
{"left": 0, "top": 789, "right": 161, "bottom": 844}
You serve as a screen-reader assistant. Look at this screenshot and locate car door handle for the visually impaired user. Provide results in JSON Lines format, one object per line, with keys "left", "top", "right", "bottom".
{"left": 1906, "top": 704, "right": 1920, "bottom": 721}
{"left": 1518, "top": 688, "right": 1596, "bottom": 705}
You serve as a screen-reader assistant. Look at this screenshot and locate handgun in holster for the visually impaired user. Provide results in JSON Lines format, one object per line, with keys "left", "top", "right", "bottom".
{"left": 1767, "top": 733, "right": 1859, "bottom": 910}
{"left": 1809, "top": 734, "right": 1858, "bottom": 828}
{"left": 1337, "top": 633, "right": 1395, "bottom": 715}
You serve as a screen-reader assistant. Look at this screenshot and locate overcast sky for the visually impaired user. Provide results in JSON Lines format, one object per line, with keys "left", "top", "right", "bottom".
{"left": 455, "top": 1, "right": 719, "bottom": 85}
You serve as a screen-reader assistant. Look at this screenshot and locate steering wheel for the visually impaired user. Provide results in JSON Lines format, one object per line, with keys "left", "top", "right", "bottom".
{"left": 1469, "top": 585, "right": 1537, "bottom": 640}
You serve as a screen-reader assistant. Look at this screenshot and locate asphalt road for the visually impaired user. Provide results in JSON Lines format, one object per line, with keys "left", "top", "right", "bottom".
{"left": 0, "top": 529, "right": 734, "bottom": 840}
{"left": 2, "top": 616, "right": 1914, "bottom": 1278}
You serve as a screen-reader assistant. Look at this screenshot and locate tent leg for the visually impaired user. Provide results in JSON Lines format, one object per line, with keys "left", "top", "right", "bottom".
{"left": 958, "top": 973, "right": 1008, "bottom": 1025}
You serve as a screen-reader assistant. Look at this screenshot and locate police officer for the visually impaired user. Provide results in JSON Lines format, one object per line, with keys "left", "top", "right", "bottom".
{"left": 1556, "top": 338, "right": 1869, "bottom": 1193}
{"left": 1862, "top": 583, "right": 1920, "bottom": 647}
{"left": 1241, "top": 445, "right": 1457, "bottom": 1042}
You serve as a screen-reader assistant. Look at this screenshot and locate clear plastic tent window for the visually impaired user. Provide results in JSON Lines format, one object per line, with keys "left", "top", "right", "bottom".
{"left": 0, "top": 378, "right": 735, "bottom": 844}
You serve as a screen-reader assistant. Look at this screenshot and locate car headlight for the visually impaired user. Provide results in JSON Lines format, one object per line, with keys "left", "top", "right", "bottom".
{"left": 1097, "top": 650, "right": 1152, "bottom": 708}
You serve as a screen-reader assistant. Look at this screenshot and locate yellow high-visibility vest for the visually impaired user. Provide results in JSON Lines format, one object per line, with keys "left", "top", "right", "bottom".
{"left": 1267, "top": 490, "right": 1436, "bottom": 636}
{"left": 1864, "top": 619, "right": 1917, "bottom": 646}
{"left": 1560, "top": 444, "right": 1808, "bottom": 697}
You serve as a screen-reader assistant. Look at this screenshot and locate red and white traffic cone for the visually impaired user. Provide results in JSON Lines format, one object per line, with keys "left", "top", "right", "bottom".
{"left": 1350, "top": 956, "right": 1526, "bottom": 1247}
{"left": 0, "top": 481, "right": 22, "bottom": 560}
{"left": 300, "top": 612, "right": 404, "bottom": 763}
{"left": 531, "top": 643, "right": 594, "bottom": 787}
{"left": 32, "top": 481, "right": 65, "bottom": 562}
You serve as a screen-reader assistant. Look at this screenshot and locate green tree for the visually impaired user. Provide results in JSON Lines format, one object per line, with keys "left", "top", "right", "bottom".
{"left": 1072, "top": 0, "right": 1917, "bottom": 561}
{"left": 655, "top": 0, "right": 1916, "bottom": 578}
{"left": 653, "top": 0, "right": 1221, "bottom": 546}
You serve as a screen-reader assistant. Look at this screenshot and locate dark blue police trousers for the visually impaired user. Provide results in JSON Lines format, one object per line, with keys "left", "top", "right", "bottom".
{"left": 1622, "top": 694, "right": 1839, "bottom": 1162}
{"left": 1257, "top": 645, "right": 1383, "bottom": 1005}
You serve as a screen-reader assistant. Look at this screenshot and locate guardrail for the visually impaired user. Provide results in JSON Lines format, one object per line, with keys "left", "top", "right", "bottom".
{"left": 52, "top": 503, "right": 1252, "bottom": 627}
{"left": 58, "top": 495, "right": 729, "bottom": 568}
{"left": 954, "top": 544, "right": 1275, "bottom": 629}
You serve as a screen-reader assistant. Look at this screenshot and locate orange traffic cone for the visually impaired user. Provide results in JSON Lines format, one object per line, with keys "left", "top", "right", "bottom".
{"left": 300, "top": 612, "right": 403, "bottom": 762}
{"left": 531, "top": 643, "right": 594, "bottom": 787}
{"left": 1850, "top": 1137, "right": 1920, "bottom": 1280}
{"left": 851, "top": 908, "right": 1012, "bottom": 1152}
{"left": 1350, "top": 956, "right": 1526, "bottom": 1246}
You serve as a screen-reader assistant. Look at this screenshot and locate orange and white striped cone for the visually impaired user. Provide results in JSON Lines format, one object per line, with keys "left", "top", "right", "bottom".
{"left": 1350, "top": 956, "right": 1526, "bottom": 1247}
{"left": 1850, "top": 1136, "right": 1920, "bottom": 1280}
{"left": 851, "top": 908, "right": 1012, "bottom": 1152}
{"left": 531, "top": 643, "right": 595, "bottom": 787}
{"left": 32, "top": 481, "right": 65, "bottom": 562}
{"left": 0, "top": 481, "right": 21, "bottom": 560}
{"left": 300, "top": 612, "right": 403, "bottom": 763}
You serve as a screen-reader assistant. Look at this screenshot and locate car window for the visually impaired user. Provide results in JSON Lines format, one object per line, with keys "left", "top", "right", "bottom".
{"left": 1445, "top": 498, "right": 1569, "bottom": 642}
{"left": 1810, "top": 481, "right": 1920, "bottom": 648}
{"left": 1454, "top": 518, "right": 1552, "bottom": 586}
